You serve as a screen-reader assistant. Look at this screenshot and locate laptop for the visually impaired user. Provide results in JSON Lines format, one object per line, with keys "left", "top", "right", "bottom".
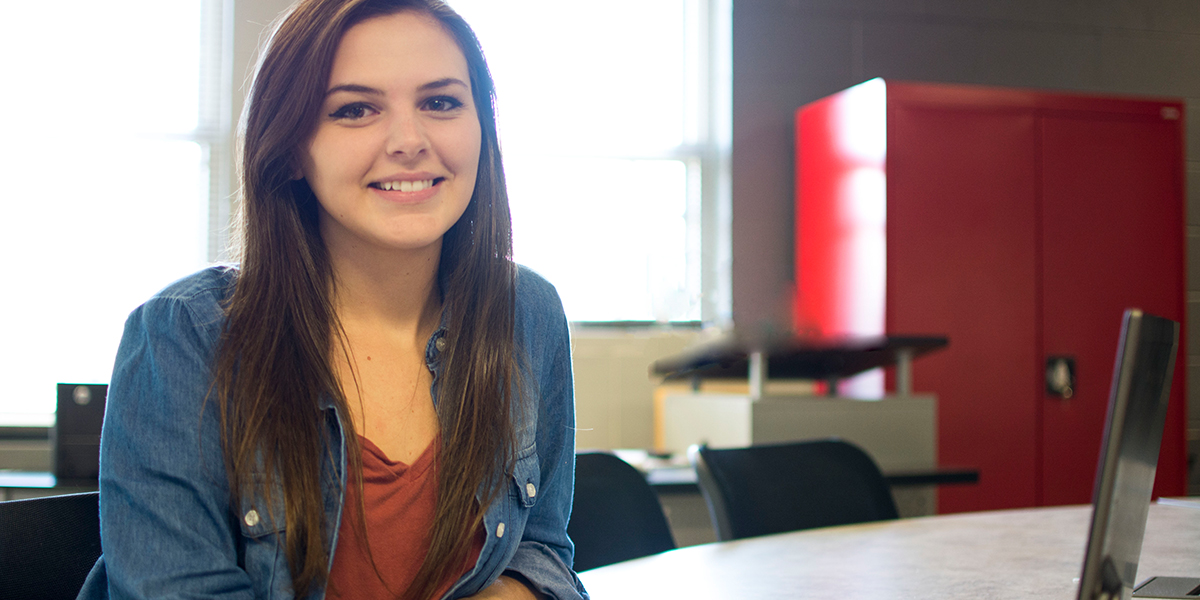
{"left": 1075, "top": 309, "right": 1197, "bottom": 600}
{"left": 52, "top": 383, "right": 107, "bottom": 485}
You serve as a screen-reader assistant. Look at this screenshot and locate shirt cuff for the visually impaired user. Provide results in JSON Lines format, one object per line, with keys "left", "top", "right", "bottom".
{"left": 503, "top": 541, "right": 589, "bottom": 600}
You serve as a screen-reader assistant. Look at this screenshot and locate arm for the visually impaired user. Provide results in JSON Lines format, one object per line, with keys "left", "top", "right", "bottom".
{"left": 98, "top": 281, "right": 256, "bottom": 598}
{"left": 466, "top": 575, "right": 546, "bottom": 600}
{"left": 499, "top": 270, "right": 589, "bottom": 600}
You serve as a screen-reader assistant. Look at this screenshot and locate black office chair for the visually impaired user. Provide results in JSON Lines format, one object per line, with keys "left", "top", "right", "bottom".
{"left": 568, "top": 452, "right": 676, "bottom": 571}
{"left": 689, "top": 439, "right": 899, "bottom": 541}
{"left": 0, "top": 491, "right": 101, "bottom": 600}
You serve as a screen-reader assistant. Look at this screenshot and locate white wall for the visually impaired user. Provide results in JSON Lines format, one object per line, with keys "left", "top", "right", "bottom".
{"left": 571, "top": 328, "right": 704, "bottom": 450}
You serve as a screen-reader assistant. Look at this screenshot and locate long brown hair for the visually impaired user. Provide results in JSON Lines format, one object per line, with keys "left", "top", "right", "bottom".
{"left": 214, "top": 1, "right": 518, "bottom": 597}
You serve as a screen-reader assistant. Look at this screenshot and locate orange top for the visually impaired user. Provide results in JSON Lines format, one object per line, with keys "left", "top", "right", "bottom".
{"left": 326, "top": 436, "right": 483, "bottom": 599}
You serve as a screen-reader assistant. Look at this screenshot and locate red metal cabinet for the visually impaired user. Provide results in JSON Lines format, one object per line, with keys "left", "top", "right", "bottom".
{"left": 795, "top": 80, "right": 1186, "bottom": 513}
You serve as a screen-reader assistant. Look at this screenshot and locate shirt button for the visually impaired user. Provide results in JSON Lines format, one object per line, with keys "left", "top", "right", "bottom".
{"left": 526, "top": 483, "right": 536, "bottom": 498}
{"left": 244, "top": 509, "right": 260, "bottom": 527}
{"left": 435, "top": 337, "right": 447, "bottom": 352}
{"left": 496, "top": 522, "right": 506, "bottom": 538}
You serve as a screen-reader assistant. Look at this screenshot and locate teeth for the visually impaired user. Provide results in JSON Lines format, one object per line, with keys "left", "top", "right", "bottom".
{"left": 379, "top": 179, "right": 434, "bottom": 192}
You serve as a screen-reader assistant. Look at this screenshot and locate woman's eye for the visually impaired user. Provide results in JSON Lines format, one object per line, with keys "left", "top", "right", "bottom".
{"left": 328, "top": 102, "right": 377, "bottom": 120}
{"left": 423, "top": 96, "right": 465, "bottom": 112}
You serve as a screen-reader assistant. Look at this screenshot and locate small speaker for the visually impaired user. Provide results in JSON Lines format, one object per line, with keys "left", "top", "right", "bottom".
{"left": 52, "top": 383, "right": 107, "bottom": 484}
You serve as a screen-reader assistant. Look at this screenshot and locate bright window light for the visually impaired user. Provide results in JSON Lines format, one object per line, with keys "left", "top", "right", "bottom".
{"left": 451, "top": 0, "right": 705, "bottom": 322}
{"left": 0, "top": 0, "right": 213, "bottom": 426}
{"left": 0, "top": 0, "right": 715, "bottom": 425}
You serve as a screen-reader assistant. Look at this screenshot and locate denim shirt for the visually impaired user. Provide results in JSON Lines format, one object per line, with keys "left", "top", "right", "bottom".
{"left": 77, "top": 265, "right": 588, "bottom": 600}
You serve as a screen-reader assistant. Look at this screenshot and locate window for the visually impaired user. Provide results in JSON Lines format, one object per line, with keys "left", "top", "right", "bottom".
{"left": 0, "top": 0, "right": 225, "bottom": 426}
{"left": 450, "top": 0, "right": 729, "bottom": 323}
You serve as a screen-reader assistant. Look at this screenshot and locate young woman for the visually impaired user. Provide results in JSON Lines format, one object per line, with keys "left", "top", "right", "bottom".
{"left": 77, "top": 1, "right": 586, "bottom": 599}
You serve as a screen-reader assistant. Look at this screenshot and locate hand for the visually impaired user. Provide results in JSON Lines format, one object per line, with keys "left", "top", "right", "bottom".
{"left": 463, "top": 575, "right": 547, "bottom": 600}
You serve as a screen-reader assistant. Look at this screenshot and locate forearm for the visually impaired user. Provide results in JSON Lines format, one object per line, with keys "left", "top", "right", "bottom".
{"left": 465, "top": 575, "right": 547, "bottom": 600}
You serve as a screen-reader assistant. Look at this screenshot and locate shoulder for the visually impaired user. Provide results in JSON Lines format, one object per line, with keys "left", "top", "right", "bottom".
{"left": 514, "top": 264, "right": 566, "bottom": 322}
{"left": 512, "top": 265, "right": 570, "bottom": 361}
{"left": 127, "top": 265, "right": 237, "bottom": 341}
{"left": 151, "top": 265, "right": 238, "bottom": 306}
{"left": 108, "top": 267, "right": 239, "bottom": 426}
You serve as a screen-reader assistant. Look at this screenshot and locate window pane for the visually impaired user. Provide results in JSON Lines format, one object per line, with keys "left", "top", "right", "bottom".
{"left": 0, "top": 1, "right": 208, "bottom": 425}
{"left": 1, "top": 1, "right": 201, "bottom": 135}
{"left": 451, "top": 0, "right": 701, "bottom": 322}
{"left": 455, "top": 0, "right": 687, "bottom": 154}
{"left": 508, "top": 157, "right": 690, "bottom": 321}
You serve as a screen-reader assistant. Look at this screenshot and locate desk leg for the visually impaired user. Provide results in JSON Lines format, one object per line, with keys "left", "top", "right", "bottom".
{"left": 749, "top": 351, "right": 766, "bottom": 400}
{"left": 896, "top": 349, "right": 914, "bottom": 396}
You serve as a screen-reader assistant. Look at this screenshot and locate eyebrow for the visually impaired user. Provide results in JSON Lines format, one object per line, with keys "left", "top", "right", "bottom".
{"left": 324, "top": 78, "right": 470, "bottom": 97}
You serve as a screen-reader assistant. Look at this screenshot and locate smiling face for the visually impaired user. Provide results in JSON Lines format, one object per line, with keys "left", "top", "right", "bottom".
{"left": 300, "top": 10, "right": 482, "bottom": 260}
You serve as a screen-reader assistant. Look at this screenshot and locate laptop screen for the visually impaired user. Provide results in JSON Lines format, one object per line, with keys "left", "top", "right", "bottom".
{"left": 1076, "top": 309, "right": 1179, "bottom": 600}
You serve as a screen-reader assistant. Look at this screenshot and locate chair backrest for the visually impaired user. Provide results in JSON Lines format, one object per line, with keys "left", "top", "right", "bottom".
{"left": 689, "top": 439, "right": 899, "bottom": 541}
{"left": 568, "top": 452, "right": 676, "bottom": 571}
{"left": 0, "top": 491, "right": 101, "bottom": 600}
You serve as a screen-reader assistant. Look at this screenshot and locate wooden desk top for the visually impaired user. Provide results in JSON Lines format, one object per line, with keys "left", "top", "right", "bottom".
{"left": 577, "top": 503, "right": 1200, "bottom": 599}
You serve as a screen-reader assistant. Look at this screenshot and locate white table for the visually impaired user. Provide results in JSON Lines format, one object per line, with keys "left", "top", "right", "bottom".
{"left": 578, "top": 503, "right": 1200, "bottom": 599}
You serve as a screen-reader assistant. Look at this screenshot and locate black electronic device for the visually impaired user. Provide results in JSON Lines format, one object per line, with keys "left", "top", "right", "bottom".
{"left": 1075, "top": 310, "right": 1194, "bottom": 600}
{"left": 52, "top": 383, "right": 107, "bottom": 485}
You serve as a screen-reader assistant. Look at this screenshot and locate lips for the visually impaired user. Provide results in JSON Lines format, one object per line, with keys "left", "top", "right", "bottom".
{"left": 370, "top": 178, "right": 444, "bottom": 192}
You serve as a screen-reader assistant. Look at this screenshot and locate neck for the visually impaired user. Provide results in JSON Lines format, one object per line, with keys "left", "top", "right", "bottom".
{"left": 327, "top": 239, "right": 444, "bottom": 341}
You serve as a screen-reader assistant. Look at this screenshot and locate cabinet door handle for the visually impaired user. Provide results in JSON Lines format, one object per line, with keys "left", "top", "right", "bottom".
{"left": 1046, "top": 356, "right": 1076, "bottom": 399}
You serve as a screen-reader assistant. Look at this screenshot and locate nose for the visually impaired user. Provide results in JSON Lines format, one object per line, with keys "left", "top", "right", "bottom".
{"left": 385, "top": 110, "right": 429, "bottom": 158}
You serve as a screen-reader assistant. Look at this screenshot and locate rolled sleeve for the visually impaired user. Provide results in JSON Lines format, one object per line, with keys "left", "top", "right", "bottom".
{"left": 505, "top": 541, "right": 586, "bottom": 600}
